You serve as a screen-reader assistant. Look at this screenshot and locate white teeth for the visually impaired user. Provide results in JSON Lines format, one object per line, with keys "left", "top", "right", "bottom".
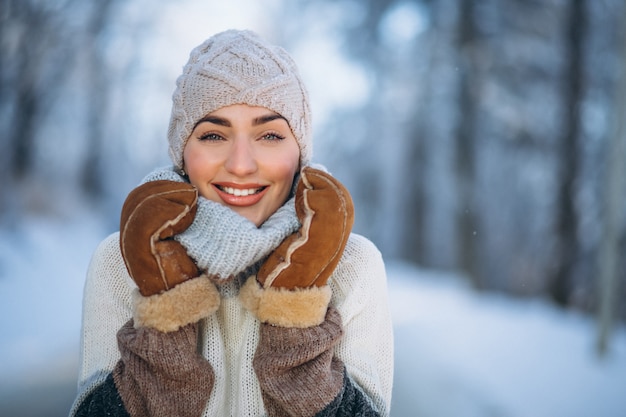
{"left": 222, "top": 186, "right": 261, "bottom": 196}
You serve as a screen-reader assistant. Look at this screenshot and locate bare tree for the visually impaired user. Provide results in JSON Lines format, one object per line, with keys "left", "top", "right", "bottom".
{"left": 0, "top": 0, "right": 77, "bottom": 226}
{"left": 0, "top": 0, "right": 121, "bottom": 217}
{"left": 454, "top": 0, "right": 481, "bottom": 288}
{"left": 3, "top": 0, "right": 76, "bottom": 179}
{"left": 80, "top": 0, "right": 118, "bottom": 200}
{"left": 551, "top": 0, "right": 586, "bottom": 306}
{"left": 596, "top": 5, "right": 626, "bottom": 356}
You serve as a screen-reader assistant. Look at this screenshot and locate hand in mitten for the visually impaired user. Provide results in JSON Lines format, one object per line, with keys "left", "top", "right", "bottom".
{"left": 241, "top": 167, "right": 354, "bottom": 327}
{"left": 120, "top": 180, "right": 219, "bottom": 332}
{"left": 120, "top": 180, "right": 199, "bottom": 295}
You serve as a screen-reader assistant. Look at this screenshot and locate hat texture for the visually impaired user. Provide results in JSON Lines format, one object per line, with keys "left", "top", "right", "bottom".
{"left": 167, "top": 29, "right": 312, "bottom": 169}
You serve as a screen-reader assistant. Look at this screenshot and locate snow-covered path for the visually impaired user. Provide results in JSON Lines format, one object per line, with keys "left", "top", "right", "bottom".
{"left": 389, "top": 262, "right": 626, "bottom": 417}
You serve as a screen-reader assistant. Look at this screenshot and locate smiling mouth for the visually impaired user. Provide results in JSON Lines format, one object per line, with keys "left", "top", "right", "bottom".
{"left": 215, "top": 185, "right": 266, "bottom": 197}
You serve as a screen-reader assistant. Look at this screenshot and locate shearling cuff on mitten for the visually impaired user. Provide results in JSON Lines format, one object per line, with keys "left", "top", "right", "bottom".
{"left": 240, "top": 276, "right": 332, "bottom": 328}
{"left": 133, "top": 274, "right": 220, "bottom": 332}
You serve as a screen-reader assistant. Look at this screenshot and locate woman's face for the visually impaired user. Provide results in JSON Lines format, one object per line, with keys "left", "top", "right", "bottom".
{"left": 183, "top": 104, "right": 300, "bottom": 226}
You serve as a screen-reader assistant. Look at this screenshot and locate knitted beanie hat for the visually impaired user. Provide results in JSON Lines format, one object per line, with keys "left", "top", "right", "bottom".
{"left": 167, "top": 29, "right": 312, "bottom": 170}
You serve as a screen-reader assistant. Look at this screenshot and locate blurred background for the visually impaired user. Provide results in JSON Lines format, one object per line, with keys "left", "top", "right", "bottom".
{"left": 1, "top": 0, "right": 625, "bottom": 416}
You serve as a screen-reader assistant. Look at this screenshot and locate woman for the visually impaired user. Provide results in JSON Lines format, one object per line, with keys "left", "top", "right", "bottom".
{"left": 71, "top": 29, "right": 393, "bottom": 417}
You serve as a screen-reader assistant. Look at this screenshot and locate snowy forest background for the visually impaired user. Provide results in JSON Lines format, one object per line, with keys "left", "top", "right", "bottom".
{"left": 1, "top": 0, "right": 626, "bottom": 416}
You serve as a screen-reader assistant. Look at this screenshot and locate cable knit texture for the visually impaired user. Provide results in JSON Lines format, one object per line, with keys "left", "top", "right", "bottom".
{"left": 167, "top": 29, "right": 312, "bottom": 169}
{"left": 142, "top": 166, "right": 300, "bottom": 281}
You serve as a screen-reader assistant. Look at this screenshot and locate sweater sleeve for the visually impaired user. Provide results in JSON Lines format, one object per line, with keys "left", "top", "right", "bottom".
{"left": 73, "top": 320, "right": 214, "bottom": 417}
{"left": 251, "top": 234, "right": 393, "bottom": 416}
{"left": 112, "top": 320, "right": 214, "bottom": 416}
{"left": 70, "top": 233, "right": 217, "bottom": 417}
{"left": 326, "top": 234, "right": 394, "bottom": 415}
{"left": 73, "top": 373, "right": 129, "bottom": 417}
{"left": 253, "top": 307, "right": 381, "bottom": 417}
{"left": 70, "top": 233, "right": 134, "bottom": 416}
{"left": 252, "top": 307, "right": 346, "bottom": 416}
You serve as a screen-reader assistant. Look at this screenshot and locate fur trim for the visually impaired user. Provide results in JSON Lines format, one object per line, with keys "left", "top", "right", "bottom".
{"left": 133, "top": 274, "right": 220, "bottom": 332}
{"left": 240, "top": 276, "right": 332, "bottom": 328}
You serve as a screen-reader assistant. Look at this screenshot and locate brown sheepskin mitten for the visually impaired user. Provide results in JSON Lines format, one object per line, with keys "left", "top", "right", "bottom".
{"left": 120, "top": 180, "right": 219, "bottom": 332}
{"left": 241, "top": 167, "right": 354, "bottom": 328}
{"left": 120, "top": 180, "right": 200, "bottom": 296}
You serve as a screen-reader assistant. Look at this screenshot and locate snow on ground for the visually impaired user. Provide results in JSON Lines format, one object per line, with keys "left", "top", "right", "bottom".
{"left": 0, "top": 211, "right": 107, "bottom": 417}
{"left": 0, "top": 215, "right": 625, "bottom": 416}
{"left": 388, "top": 262, "right": 626, "bottom": 417}
{"left": 0, "top": 214, "right": 105, "bottom": 376}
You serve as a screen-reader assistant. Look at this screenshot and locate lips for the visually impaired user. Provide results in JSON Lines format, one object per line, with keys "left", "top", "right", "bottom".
{"left": 212, "top": 183, "right": 268, "bottom": 206}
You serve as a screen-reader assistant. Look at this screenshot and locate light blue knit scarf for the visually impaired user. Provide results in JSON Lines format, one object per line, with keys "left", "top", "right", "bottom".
{"left": 142, "top": 167, "right": 300, "bottom": 284}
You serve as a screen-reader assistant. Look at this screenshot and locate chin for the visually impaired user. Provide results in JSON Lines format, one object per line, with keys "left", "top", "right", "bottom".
{"left": 237, "top": 210, "right": 266, "bottom": 227}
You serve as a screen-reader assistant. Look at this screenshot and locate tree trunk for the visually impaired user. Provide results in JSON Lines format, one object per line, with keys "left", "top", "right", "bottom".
{"left": 551, "top": 0, "right": 585, "bottom": 305}
{"left": 455, "top": 0, "right": 481, "bottom": 288}
{"left": 80, "top": 0, "right": 117, "bottom": 200}
{"left": 596, "top": 5, "right": 626, "bottom": 357}
{"left": 9, "top": 1, "right": 44, "bottom": 179}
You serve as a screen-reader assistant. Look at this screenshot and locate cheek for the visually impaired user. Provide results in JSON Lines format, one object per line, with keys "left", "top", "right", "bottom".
{"left": 184, "top": 143, "right": 215, "bottom": 178}
{"left": 183, "top": 151, "right": 202, "bottom": 177}
{"left": 268, "top": 148, "right": 300, "bottom": 185}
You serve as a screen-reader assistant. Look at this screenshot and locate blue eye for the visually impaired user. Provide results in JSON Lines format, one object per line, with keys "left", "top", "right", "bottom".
{"left": 262, "top": 133, "right": 285, "bottom": 141}
{"left": 199, "top": 132, "right": 224, "bottom": 141}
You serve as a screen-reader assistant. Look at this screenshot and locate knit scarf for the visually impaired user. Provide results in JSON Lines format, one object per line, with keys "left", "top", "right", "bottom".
{"left": 142, "top": 167, "right": 300, "bottom": 284}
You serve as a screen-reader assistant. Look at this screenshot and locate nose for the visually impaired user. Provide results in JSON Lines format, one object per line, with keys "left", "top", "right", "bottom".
{"left": 224, "top": 139, "right": 257, "bottom": 176}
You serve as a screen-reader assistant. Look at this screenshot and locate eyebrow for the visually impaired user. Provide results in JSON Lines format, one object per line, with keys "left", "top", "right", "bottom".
{"left": 194, "top": 113, "right": 289, "bottom": 129}
{"left": 253, "top": 113, "right": 288, "bottom": 126}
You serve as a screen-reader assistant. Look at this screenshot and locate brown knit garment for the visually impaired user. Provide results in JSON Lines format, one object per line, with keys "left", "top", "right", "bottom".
{"left": 112, "top": 320, "right": 214, "bottom": 417}
{"left": 253, "top": 307, "right": 345, "bottom": 417}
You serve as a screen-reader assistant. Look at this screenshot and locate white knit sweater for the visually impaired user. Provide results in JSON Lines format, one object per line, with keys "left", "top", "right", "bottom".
{"left": 72, "top": 231, "right": 394, "bottom": 416}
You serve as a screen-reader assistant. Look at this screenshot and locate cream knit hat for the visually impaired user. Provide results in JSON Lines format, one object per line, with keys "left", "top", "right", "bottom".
{"left": 167, "top": 29, "right": 312, "bottom": 170}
